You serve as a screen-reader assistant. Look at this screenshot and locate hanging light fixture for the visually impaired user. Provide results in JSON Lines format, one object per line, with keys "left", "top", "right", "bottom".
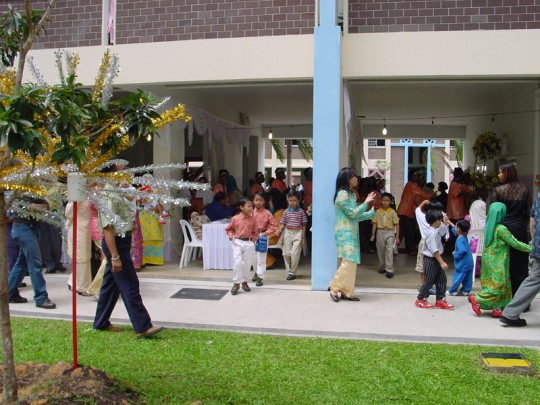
{"left": 382, "top": 120, "right": 387, "bottom": 136}
{"left": 268, "top": 128, "right": 273, "bottom": 139}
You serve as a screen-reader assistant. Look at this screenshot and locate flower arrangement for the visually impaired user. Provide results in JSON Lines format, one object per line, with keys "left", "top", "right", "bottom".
{"left": 470, "top": 131, "right": 502, "bottom": 198}
{"left": 470, "top": 171, "right": 499, "bottom": 192}
{"left": 472, "top": 131, "right": 501, "bottom": 163}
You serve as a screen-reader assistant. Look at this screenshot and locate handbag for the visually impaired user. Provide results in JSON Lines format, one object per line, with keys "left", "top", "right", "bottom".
{"left": 255, "top": 234, "right": 268, "bottom": 253}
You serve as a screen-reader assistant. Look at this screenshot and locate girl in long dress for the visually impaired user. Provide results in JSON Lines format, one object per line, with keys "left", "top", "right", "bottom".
{"left": 468, "top": 202, "right": 531, "bottom": 317}
{"left": 329, "top": 167, "right": 376, "bottom": 302}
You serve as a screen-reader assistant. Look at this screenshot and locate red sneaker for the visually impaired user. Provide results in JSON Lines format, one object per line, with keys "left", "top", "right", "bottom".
{"left": 435, "top": 299, "right": 455, "bottom": 310}
{"left": 468, "top": 295, "right": 481, "bottom": 316}
{"left": 491, "top": 308, "right": 503, "bottom": 318}
{"left": 415, "top": 299, "right": 433, "bottom": 309}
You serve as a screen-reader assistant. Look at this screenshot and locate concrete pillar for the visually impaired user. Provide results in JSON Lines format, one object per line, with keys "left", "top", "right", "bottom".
{"left": 311, "top": 0, "right": 342, "bottom": 290}
{"left": 534, "top": 87, "right": 540, "bottom": 195}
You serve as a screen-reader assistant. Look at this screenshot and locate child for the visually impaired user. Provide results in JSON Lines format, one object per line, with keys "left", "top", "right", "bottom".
{"left": 415, "top": 209, "right": 454, "bottom": 310}
{"left": 370, "top": 192, "right": 400, "bottom": 278}
{"left": 275, "top": 191, "right": 308, "bottom": 280}
{"left": 251, "top": 192, "right": 277, "bottom": 287}
{"left": 415, "top": 200, "right": 449, "bottom": 290}
{"left": 468, "top": 202, "right": 532, "bottom": 317}
{"left": 225, "top": 198, "right": 258, "bottom": 295}
{"left": 447, "top": 219, "right": 474, "bottom": 296}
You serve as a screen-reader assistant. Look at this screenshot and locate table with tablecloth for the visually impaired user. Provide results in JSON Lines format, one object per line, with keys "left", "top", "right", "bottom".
{"left": 202, "top": 220, "right": 233, "bottom": 270}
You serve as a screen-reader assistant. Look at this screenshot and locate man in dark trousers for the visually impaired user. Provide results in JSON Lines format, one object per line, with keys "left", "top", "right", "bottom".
{"left": 93, "top": 164, "right": 163, "bottom": 338}
{"left": 8, "top": 197, "right": 56, "bottom": 309}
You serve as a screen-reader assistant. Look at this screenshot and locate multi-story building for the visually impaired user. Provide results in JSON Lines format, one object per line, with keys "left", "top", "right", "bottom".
{"left": 3, "top": 0, "right": 539, "bottom": 289}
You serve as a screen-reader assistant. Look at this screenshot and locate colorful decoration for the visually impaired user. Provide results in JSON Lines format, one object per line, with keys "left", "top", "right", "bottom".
{"left": 0, "top": 49, "right": 200, "bottom": 229}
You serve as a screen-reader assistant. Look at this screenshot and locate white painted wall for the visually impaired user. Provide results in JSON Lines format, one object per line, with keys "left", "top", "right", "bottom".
{"left": 27, "top": 35, "right": 315, "bottom": 85}
{"left": 343, "top": 30, "right": 540, "bottom": 78}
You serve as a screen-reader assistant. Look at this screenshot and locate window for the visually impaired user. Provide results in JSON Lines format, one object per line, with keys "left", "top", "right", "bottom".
{"left": 368, "top": 139, "right": 386, "bottom": 147}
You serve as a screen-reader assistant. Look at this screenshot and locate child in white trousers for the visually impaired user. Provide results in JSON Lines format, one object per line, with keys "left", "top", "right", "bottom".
{"left": 251, "top": 192, "right": 277, "bottom": 286}
{"left": 225, "top": 199, "right": 258, "bottom": 295}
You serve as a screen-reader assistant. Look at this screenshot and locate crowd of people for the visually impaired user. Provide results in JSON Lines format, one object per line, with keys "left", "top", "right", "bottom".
{"left": 185, "top": 167, "right": 312, "bottom": 294}
{"left": 7, "top": 160, "right": 540, "bottom": 332}
{"left": 328, "top": 163, "right": 540, "bottom": 328}
{"left": 6, "top": 164, "right": 168, "bottom": 338}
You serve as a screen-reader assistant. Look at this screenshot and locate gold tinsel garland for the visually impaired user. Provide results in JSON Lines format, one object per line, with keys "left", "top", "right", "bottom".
{"left": 92, "top": 49, "right": 111, "bottom": 104}
{"left": 0, "top": 70, "right": 16, "bottom": 104}
{"left": 153, "top": 104, "right": 191, "bottom": 128}
{"left": 0, "top": 182, "right": 46, "bottom": 195}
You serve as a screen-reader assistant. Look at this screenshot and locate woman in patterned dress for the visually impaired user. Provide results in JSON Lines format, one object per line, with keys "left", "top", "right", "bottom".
{"left": 329, "top": 167, "right": 376, "bottom": 302}
{"left": 468, "top": 202, "right": 531, "bottom": 317}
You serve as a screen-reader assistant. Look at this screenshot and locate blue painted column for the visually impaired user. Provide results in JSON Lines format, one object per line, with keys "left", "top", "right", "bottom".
{"left": 311, "top": 0, "right": 342, "bottom": 290}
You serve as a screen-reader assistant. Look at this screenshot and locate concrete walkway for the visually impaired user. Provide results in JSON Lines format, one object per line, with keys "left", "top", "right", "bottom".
{"left": 10, "top": 271, "right": 540, "bottom": 348}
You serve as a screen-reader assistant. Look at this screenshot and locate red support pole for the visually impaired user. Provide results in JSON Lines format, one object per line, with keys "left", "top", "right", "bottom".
{"left": 72, "top": 201, "right": 78, "bottom": 369}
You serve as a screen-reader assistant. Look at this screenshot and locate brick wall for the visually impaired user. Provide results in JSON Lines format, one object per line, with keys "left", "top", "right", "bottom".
{"left": 0, "top": 0, "right": 102, "bottom": 49}
{"left": 115, "top": 0, "right": 315, "bottom": 44}
{"left": 349, "top": 0, "right": 540, "bottom": 33}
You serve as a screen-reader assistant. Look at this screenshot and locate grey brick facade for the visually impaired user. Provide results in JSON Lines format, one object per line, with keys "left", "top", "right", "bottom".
{"left": 0, "top": 0, "right": 102, "bottom": 49}
{"left": 115, "top": 0, "right": 315, "bottom": 43}
{"left": 2, "top": 0, "right": 540, "bottom": 51}
{"left": 0, "top": 0, "right": 315, "bottom": 50}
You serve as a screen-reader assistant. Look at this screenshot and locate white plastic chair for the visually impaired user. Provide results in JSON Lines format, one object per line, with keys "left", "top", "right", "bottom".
{"left": 179, "top": 219, "right": 203, "bottom": 268}
{"left": 468, "top": 228, "right": 484, "bottom": 286}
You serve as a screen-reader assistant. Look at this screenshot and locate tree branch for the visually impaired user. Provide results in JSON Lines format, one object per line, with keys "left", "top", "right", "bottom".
{"left": 15, "top": 0, "right": 57, "bottom": 87}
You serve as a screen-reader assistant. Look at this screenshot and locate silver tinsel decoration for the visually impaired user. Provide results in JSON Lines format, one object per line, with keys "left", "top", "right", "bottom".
{"left": 54, "top": 49, "right": 66, "bottom": 85}
{"left": 11, "top": 199, "right": 66, "bottom": 228}
{"left": 27, "top": 57, "right": 45, "bottom": 86}
{"left": 154, "top": 96, "right": 171, "bottom": 111}
{"left": 123, "top": 163, "right": 186, "bottom": 174}
{"left": 65, "top": 50, "right": 76, "bottom": 77}
{"left": 100, "top": 53, "right": 120, "bottom": 107}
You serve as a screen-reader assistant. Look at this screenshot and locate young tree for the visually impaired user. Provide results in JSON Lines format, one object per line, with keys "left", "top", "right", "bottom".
{"left": 0, "top": 3, "right": 194, "bottom": 402}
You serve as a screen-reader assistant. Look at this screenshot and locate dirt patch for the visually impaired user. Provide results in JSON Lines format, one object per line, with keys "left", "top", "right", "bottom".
{"left": 0, "top": 362, "right": 140, "bottom": 404}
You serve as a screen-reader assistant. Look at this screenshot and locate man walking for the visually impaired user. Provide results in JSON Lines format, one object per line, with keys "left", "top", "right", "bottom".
{"left": 500, "top": 190, "right": 540, "bottom": 327}
{"left": 93, "top": 164, "right": 163, "bottom": 338}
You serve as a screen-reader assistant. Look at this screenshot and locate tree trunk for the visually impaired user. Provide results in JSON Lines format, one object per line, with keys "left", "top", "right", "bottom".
{"left": 2, "top": 2, "right": 57, "bottom": 401}
{"left": 0, "top": 193, "right": 17, "bottom": 404}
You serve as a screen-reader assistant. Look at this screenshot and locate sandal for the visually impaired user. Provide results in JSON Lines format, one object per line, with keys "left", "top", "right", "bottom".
{"left": 330, "top": 290, "right": 340, "bottom": 303}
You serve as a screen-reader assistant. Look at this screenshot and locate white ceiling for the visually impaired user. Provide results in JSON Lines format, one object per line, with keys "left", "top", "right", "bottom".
{"left": 144, "top": 79, "right": 540, "bottom": 132}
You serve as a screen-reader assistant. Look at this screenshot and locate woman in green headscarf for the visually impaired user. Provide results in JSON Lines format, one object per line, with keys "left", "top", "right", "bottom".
{"left": 468, "top": 202, "right": 532, "bottom": 317}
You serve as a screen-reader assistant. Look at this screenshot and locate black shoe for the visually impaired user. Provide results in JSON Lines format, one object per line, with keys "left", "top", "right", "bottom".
{"left": 523, "top": 304, "right": 531, "bottom": 313}
{"left": 36, "top": 300, "right": 56, "bottom": 309}
{"left": 241, "top": 282, "right": 251, "bottom": 292}
{"left": 330, "top": 291, "right": 340, "bottom": 302}
{"left": 45, "top": 269, "right": 56, "bottom": 274}
{"left": 56, "top": 266, "right": 67, "bottom": 273}
{"left": 343, "top": 295, "right": 360, "bottom": 302}
{"left": 386, "top": 272, "right": 394, "bottom": 279}
{"left": 18, "top": 282, "right": 27, "bottom": 288}
{"left": 378, "top": 268, "right": 386, "bottom": 274}
{"left": 9, "top": 295, "right": 28, "bottom": 304}
{"left": 252, "top": 275, "right": 259, "bottom": 282}
{"left": 500, "top": 316, "right": 527, "bottom": 327}
{"left": 230, "top": 284, "right": 240, "bottom": 296}
{"left": 256, "top": 278, "right": 263, "bottom": 287}
{"left": 286, "top": 274, "right": 296, "bottom": 281}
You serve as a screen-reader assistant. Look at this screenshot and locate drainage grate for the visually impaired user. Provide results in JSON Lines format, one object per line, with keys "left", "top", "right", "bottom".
{"left": 171, "top": 288, "right": 229, "bottom": 301}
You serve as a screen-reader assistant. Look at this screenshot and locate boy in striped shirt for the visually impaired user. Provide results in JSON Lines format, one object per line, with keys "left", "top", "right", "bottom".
{"left": 275, "top": 191, "right": 308, "bottom": 280}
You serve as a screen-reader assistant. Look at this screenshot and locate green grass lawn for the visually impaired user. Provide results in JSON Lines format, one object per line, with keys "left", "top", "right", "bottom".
{"left": 6, "top": 317, "right": 540, "bottom": 404}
